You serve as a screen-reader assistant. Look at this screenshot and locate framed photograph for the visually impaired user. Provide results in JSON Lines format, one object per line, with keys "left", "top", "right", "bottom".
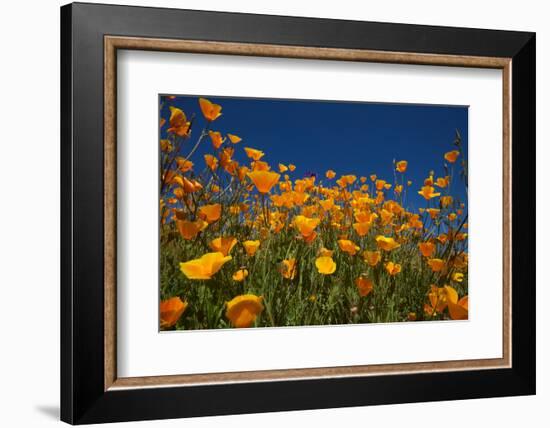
{"left": 61, "top": 2, "right": 535, "bottom": 424}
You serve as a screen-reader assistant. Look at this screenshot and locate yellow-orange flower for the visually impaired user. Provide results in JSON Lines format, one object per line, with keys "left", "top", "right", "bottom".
{"left": 204, "top": 154, "right": 218, "bottom": 171}
{"left": 278, "top": 163, "right": 288, "bottom": 173}
{"left": 243, "top": 240, "right": 260, "bottom": 256}
{"left": 418, "top": 186, "right": 441, "bottom": 200}
{"left": 176, "top": 157, "right": 194, "bottom": 172}
{"left": 396, "top": 160, "right": 408, "bottom": 173}
{"left": 179, "top": 252, "right": 232, "bottom": 280}
{"left": 227, "top": 133, "right": 242, "bottom": 144}
{"left": 319, "top": 198, "right": 335, "bottom": 211}
{"left": 288, "top": 164, "right": 296, "bottom": 171}
{"left": 363, "top": 250, "right": 381, "bottom": 266}
{"left": 209, "top": 237, "right": 238, "bottom": 256}
{"left": 445, "top": 285, "right": 468, "bottom": 320}
{"left": 199, "top": 97, "right": 222, "bottom": 121}
{"left": 452, "top": 272, "right": 464, "bottom": 282}
{"left": 418, "top": 242, "right": 436, "bottom": 257}
{"left": 427, "top": 258, "right": 446, "bottom": 272}
{"left": 375, "top": 179, "right": 386, "bottom": 191}
{"left": 232, "top": 269, "right": 249, "bottom": 282}
{"left": 375, "top": 235, "right": 400, "bottom": 251}
{"left": 353, "top": 221, "right": 371, "bottom": 237}
{"left": 319, "top": 247, "right": 334, "bottom": 257}
{"left": 326, "top": 169, "right": 336, "bottom": 179}
{"left": 440, "top": 196, "right": 453, "bottom": 208}
{"left": 294, "top": 215, "right": 320, "bottom": 238}
{"left": 281, "top": 258, "right": 297, "bottom": 279}
{"left": 355, "top": 277, "right": 374, "bottom": 297}
{"left": 444, "top": 150, "right": 460, "bottom": 163}
{"left": 244, "top": 147, "right": 265, "bottom": 161}
{"left": 385, "top": 261, "right": 402, "bottom": 276}
{"left": 167, "top": 106, "right": 191, "bottom": 137}
{"left": 208, "top": 131, "right": 224, "bottom": 149}
{"left": 160, "top": 296, "right": 188, "bottom": 329}
{"left": 199, "top": 204, "right": 222, "bottom": 223}
{"left": 225, "top": 294, "right": 264, "bottom": 327}
{"left": 176, "top": 219, "right": 208, "bottom": 240}
{"left": 247, "top": 170, "right": 280, "bottom": 194}
{"left": 338, "top": 239, "right": 360, "bottom": 256}
{"left": 315, "top": 256, "right": 337, "bottom": 275}
{"left": 435, "top": 176, "right": 449, "bottom": 188}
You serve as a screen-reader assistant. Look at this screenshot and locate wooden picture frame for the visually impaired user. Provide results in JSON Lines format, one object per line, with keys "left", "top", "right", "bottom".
{"left": 61, "top": 2, "right": 535, "bottom": 424}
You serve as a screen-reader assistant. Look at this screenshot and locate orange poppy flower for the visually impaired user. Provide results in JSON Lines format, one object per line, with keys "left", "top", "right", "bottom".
{"left": 278, "top": 163, "right": 289, "bottom": 173}
{"left": 175, "top": 157, "right": 194, "bottom": 172}
{"left": 375, "top": 235, "right": 401, "bottom": 251}
{"left": 244, "top": 147, "right": 265, "bottom": 161}
{"left": 363, "top": 250, "right": 381, "bottom": 266}
{"left": 232, "top": 269, "right": 249, "bottom": 282}
{"left": 227, "top": 133, "right": 242, "bottom": 144}
{"left": 444, "top": 150, "right": 460, "bottom": 163}
{"left": 396, "top": 160, "right": 408, "bottom": 173}
{"left": 353, "top": 221, "right": 371, "bottom": 237}
{"left": 385, "top": 261, "right": 402, "bottom": 276}
{"left": 375, "top": 179, "right": 386, "bottom": 191}
{"left": 315, "top": 256, "right": 337, "bottom": 275}
{"left": 199, "top": 97, "right": 222, "bottom": 122}
{"left": 318, "top": 247, "right": 334, "bottom": 257}
{"left": 326, "top": 170, "right": 336, "bottom": 179}
{"left": 198, "top": 204, "right": 222, "bottom": 223}
{"left": 225, "top": 294, "right": 264, "bottom": 328}
{"left": 243, "top": 240, "right": 260, "bottom": 256}
{"left": 176, "top": 219, "right": 208, "bottom": 240}
{"left": 355, "top": 277, "right": 374, "bottom": 297}
{"left": 370, "top": 174, "right": 377, "bottom": 182}
{"left": 294, "top": 215, "right": 320, "bottom": 237}
{"left": 319, "top": 198, "right": 335, "bottom": 211}
{"left": 427, "top": 258, "right": 446, "bottom": 272}
{"left": 418, "top": 242, "right": 436, "bottom": 257}
{"left": 247, "top": 170, "right": 280, "bottom": 194}
{"left": 445, "top": 285, "right": 468, "bottom": 320}
{"left": 167, "top": 106, "right": 191, "bottom": 137}
{"left": 208, "top": 131, "right": 225, "bottom": 149}
{"left": 179, "top": 252, "right": 232, "bottom": 280}
{"left": 160, "top": 296, "right": 188, "bottom": 329}
{"left": 338, "top": 239, "right": 360, "bottom": 256}
{"left": 418, "top": 185, "right": 441, "bottom": 200}
{"left": 426, "top": 208, "right": 440, "bottom": 219}
{"left": 281, "top": 258, "right": 297, "bottom": 279}
{"left": 204, "top": 154, "right": 218, "bottom": 171}
{"left": 209, "top": 237, "right": 238, "bottom": 256}
{"left": 288, "top": 164, "right": 296, "bottom": 171}
{"left": 435, "top": 176, "right": 449, "bottom": 188}
{"left": 440, "top": 196, "right": 453, "bottom": 208}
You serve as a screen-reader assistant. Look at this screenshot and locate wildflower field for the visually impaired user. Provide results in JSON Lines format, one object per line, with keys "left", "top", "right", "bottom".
{"left": 159, "top": 95, "right": 469, "bottom": 330}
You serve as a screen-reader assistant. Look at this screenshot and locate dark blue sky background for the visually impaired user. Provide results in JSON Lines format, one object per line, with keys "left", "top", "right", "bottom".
{"left": 160, "top": 95, "right": 468, "bottom": 211}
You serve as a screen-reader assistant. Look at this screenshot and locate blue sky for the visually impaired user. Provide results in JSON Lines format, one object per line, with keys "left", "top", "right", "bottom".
{"left": 160, "top": 95, "right": 468, "bottom": 211}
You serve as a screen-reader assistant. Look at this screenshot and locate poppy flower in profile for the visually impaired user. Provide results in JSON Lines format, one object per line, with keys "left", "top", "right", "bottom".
{"left": 375, "top": 179, "right": 386, "bottom": 191}
{"left": 209, "top": 237, "right": 238, "bottom": 256}
{"left": 160, "top": 296, "right": 188, "bottom": 329}
{"left": 440, "top": 196, "right": 454, "bottom": 208}
{"left": 225, "top": 294, "right": 264, "bottom": 328}
{"left": 418, "top": 242, "right": 436, "bottom": 258}
{"left": 426, "top": 208, "right": 440, "bottom": 219}
{"left": 199, "top": 97, "right": 222, "bottom": 122}
{"left": 227, "top": 133, "right": 242, "bottom": 144}
{"left": 288, "top": 164, "right": 296, "bottom": 171}
{"left": 363, "top": 250, "right": 381, "bottom": 266}
{"left": 319, "top": 198, "right": 335, "bottom": 211}
{"left": 427, "top": 258, "right": 446, "bottom": 272}
{"left": 176, "top": 157, "right": 194, "bottom": 172}
{"left": 247, "top": 170, "right": 280, "bottom": 194}
{"left": 232, "top": 269, "right": 249, "bottom": 282}
{"left": 355, "top": 277, "right": 374, "bottom": 297}
{"left": 280, "top": 258, "right": 297, "bottom": 279}
{"left": 385, "top": 261, "right": 402, "bottom": 276}
{"left": 208, "top": 131, "right": 225, "bottom": 149}
{"left": 375, "top": 235, "right": 400, "bottom": 251}
{"left": 294, "top": 215, "right": 320, "bottom": 238}
{"left": 198, "top": 203, "right": 222, "bottom": 223}
{"left": 370, "top": 174, "right": 377, "bottom": 182}
{"left": 318, "top": 247, "right": 334, "bottom": 257}
{"left": 243, "top": 240, "right": 261, "bottom": 256}
{"left": 444, "top": 150, "right": 460, "bottom": 163}
{"left": 204, "top": 154, "right": 218, "bottom": 171}
{"left": 396, "top": 160, "right": 408, "bottom": 173}
{"left": 278, "top": 163, "right": 289, "bottom": 173}
{"left": 338, "top": 239, "right": 360, "bottom": 256}
{"left": 452, "top": 272, "right": 464, "bottom": 282}
{"left": 353, "top": 221, "right": 371, "bottom": 237}
{"left": 444, "top": 285, "right": 468, "bottom": 320}
{"left": 179, "top": 252, "right": 232, "bottom": 280}
{"left": 435, "top": 176, "right": 450, "bottom": 188}
{"left": 244, "top": 147, "right": 265, "bottom": 161}
{"left": 167, "top": 106, "right": 191, "bottom": 137}
{"left": 424, "top": 285, "right": 448, "bottom": 316}
{"left": 418, "top": 185, "right": 441, "bottom": 200}
{"left": 326, "top": 170, "right": 336, "bottom": 179}
{"left": 176, "top": 218, "right": 208, "bottom": 240}
{"left": 315, "top": 256, "right": 337, "bottom": 275}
